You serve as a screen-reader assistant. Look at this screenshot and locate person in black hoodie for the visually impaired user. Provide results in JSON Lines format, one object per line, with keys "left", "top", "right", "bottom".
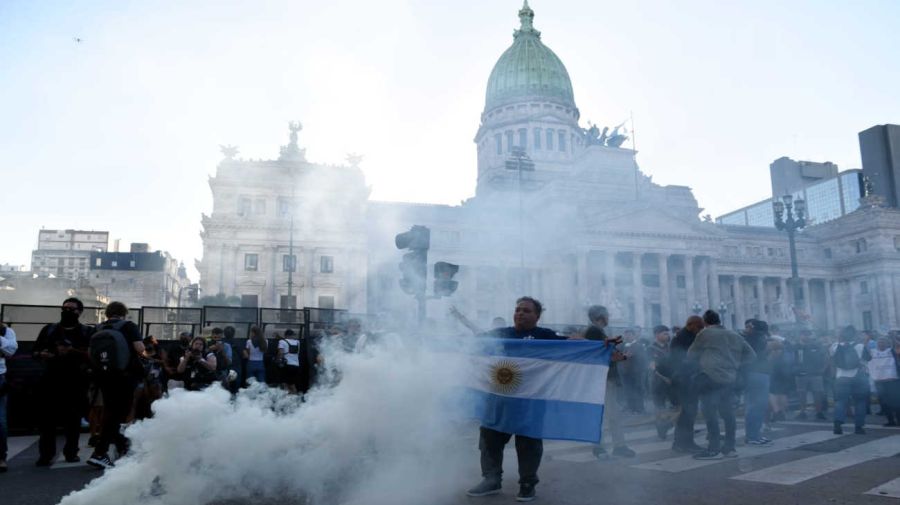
{"left": 32, "top": 298, "right": 93, "bottom": 467}
{"left": 743, "top": 319, "right": 772, "bottom": 445}
{"left": 670, "top": 315, "right": 704, "bottom": 452}
{"left": 794, "top": 331, "right": 828, "bottom": 420}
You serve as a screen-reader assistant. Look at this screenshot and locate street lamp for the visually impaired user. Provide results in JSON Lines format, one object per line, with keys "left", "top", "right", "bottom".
{"left": 691, "top": 301, "right": 703, "bottom": 315}
{"left": 505, "top": 146, "right": 535, "bottom": 270}
{"left": 773, "top": 194, "right": 806, "bottom": 321}
{"left": 718, "top": 301, "right": 729, "bottom": 327}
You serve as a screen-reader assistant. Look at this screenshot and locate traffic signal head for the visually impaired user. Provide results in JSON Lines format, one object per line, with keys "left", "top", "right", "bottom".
{"left": 433, "top": 261, "right": 459, "bottom": 297}
{"left": 395, "top": 225, "right": 431, "bottom": 250}
{"left": 399, "top": 250, "right": 427, "bottom": 295}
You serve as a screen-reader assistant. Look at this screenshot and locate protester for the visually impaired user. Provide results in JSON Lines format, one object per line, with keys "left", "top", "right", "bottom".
{"left": 670, "top": 315, "right": 704, "bottom": 453}
{"left": 466, "top": 297, "right": 564, "bottom": 502}
{"left": 743, "top": 319, "right": 772, "bottom": 445}
{"left": 244, "top": 326, "right": 267, "bottom": 385}
{"left": 224, "top": 326, "right": 242, "bottom": 393}
{"left": 794, "top": 331, "right": 829, "bottom": 420}
{"left": 869, "top": 335, "right": 899, "bottom": 427}
{"left": 32, "top": 297, "right": 93, "bottom": 466}
{"left": 278, "top": 329, "right": 303, "bottom": 394}
{"left": 583, "top": 305, "right": 634, "bottom": 459}
{"left": 687, "top": 310, "right": 755, "bottom": 460}
{"left": 178, "top": 336, "right": 217, "bottom": 391}
{"left": 830, "top": 326, "right": 871, "bottom": 435}
{"left": 622, "top": 328, "right": 648, "bottom": 414}
{"left": 129, "top": 336, "right": 164, "bottom": 422}
{"left": 164, "top": 332, "right": 192, "bottom": 390}
{"left": 648, "top": 325, "right": 676, "bottom": 440}
{"left": 0, "top": 322, "right": 18, "bottom": 473}
{"left": 768, "top": 335, "right": 794, "bottom": 423}
{"left": 208, "top": 327, "right": 234, "bottom": 389}
{"left": 87, "top": 302, "right": 145, "bottom": 470}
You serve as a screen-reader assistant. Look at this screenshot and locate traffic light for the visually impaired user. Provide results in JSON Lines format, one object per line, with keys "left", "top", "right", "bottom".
{"left": 395, "top": 225, "right": 430, "bottom": 297}
{"left": 433, "top": 261, "right": 459, "bottom": 297}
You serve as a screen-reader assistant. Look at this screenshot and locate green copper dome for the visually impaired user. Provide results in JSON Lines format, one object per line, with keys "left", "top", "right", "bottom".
{"left": 484, "top": 2, "right": 576, "bottom": 112}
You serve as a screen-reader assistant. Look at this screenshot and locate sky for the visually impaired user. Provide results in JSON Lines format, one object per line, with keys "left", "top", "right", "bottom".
{"left": 1, "top": 0, "right": 898, "bottom": 279}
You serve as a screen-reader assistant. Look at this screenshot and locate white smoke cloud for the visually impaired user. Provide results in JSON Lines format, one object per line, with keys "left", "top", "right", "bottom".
{"left": 59, "top": 335, "right": 480, "bottom": 505}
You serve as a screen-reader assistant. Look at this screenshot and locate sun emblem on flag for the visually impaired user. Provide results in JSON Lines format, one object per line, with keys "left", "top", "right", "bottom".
{"left": 490, "top": 359, "right": 523, "bottom": 394}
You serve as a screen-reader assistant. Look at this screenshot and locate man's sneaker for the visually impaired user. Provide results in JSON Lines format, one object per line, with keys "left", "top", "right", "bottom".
{"left": 516, "top": 484, "right": 536, "bottom": 502}
{"left": 722, "top": 449, "right": 738, "bottom": 458}
{"left": 591, "top": 446, "right": 608, "bottom": 460}
{"left": 87, "top": 454, "right": 114, "bottom": 470}
{"left": 854, "top": 427, "right": 866, "bottom": 435}
{"left": 612, "top": 445, "right": 636, "bottom": 458}
{"left": 745, "top": 439, "right": 771, "bottom": 446}
{"left": 692, "top": 450, "right": 723, "bottom": 460}
{"left": 35, "top": 458, "right": 53, "bottom": 467}
{"left": 466, "top": 478, "right": 501, "bottom": 497}
{"left": 833, "top": 422, "right": 843, "bottom": 435}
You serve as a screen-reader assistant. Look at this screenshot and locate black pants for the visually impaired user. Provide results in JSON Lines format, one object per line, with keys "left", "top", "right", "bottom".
{"left": 876, "top": 380, "right": 900, "bottom": 424}
{"left": 37, "top": 383, "right": 86, "bottom": 460}
{"left": 699, "top": 382, "right": 737, "bottom": 453}
{"left": 94, "top": 375, "right": 134, "bottom": 457}
{"left": 479, "top": 426, "right": 542, "bottom": 486}
{"left": 673, "top": 379, "right": 698, "bottom": 447}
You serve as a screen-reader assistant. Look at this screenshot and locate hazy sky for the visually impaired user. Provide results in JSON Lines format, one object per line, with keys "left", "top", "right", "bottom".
{"left": 2, "top": 0, "right": 898, "bottom": 278}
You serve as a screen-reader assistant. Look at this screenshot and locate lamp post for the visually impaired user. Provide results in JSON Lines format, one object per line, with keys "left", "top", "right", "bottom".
{"left": 691, "top": 301, "right": 703, "bottom": 315}
{"left": 505, "top": 147, "right": 535, "bottom": 270}
{"left": 718, "top": 301, "right": 729, "bottom": 327}
{"left": 773, "top": 194, "right": 806, "bottom": 321}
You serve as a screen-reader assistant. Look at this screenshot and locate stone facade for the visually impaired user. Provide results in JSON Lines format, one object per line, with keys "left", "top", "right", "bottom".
{"left": 198, "top": 5, "right": 900, "bottom": 333}
{"left": 31, "top": 229, "right": 109, "bottom": 280}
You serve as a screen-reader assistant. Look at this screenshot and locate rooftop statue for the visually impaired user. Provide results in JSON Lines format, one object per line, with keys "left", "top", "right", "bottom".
{"left": 606, "top": 123, "right": 629, "bottom": 148}
{"left": 279, "top": 121, "right": 307, "bottom": 162}
{"left": 219, "top": 144, "right": 239, "bottom": 160}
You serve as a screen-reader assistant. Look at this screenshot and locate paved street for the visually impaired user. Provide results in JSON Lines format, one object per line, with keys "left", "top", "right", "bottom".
{"left": 3, "top": 417, "right": 899, "bottom": 505}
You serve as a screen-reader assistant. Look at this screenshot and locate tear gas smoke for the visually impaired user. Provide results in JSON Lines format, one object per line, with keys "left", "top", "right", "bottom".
{"left": 59, "top": 335, "right": 479, "bottom": 505}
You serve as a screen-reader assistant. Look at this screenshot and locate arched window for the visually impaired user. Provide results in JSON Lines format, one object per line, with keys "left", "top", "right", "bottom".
{"left": 505, "top": 130, "right": 514, "bottom": 153}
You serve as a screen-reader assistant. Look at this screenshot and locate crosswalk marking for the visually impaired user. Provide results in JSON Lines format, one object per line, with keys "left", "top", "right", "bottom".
{"left": 631, "top": 431, "right": 842, "bottom": 473}
{"left": 7, "top": 435, "right": 38, "bottom": 460}
{"left": 733, "top": 435, "right": 900, "bottom": 485}
{"left": 50, "top": 434, "right": 95, "bottom": 469}
{"left": 866, "top": 477, "right": 900, "bottom": 498}
{"left": 503, "top": 426, "right": 688, "bottom": 456}
{"left": 780, "top": 420, "right": 900, "bottom": 431}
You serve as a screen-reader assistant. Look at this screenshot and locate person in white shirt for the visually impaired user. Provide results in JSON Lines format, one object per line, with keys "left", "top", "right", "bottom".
{"left": 829, "top": 326, "right": 872, "bottom": 434}
{"left": 1, "top": 323, "right": 19, "bottom": 472}
{"left": 277, "top": 329, "right": 302, "bottom": 394}
{"left": 870, "top": 336, "right": 900, "bottom": 427}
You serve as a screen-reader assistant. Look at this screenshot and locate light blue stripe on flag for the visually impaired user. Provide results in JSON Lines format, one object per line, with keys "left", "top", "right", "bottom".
{"left": 469, "top": 339, "right": 611, "bottom": 442}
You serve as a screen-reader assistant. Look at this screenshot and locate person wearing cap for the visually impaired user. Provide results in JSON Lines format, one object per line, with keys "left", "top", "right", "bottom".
{"left": 277, "top": 329, "right": 303, "bottom": 394}
{"left": 32, "top": 298, "right": 94, "bottom": 467}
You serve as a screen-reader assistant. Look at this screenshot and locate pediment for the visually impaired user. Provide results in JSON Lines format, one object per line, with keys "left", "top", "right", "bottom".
{"left": 584, "top": 206, "right": 719, "bottom": 238}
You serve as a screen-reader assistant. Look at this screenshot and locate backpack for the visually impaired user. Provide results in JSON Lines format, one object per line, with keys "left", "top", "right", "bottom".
{"left": 90, "top": 320, "right": 131, "bottom": 373}
{"left": 833, "top": 343, "right": 861, "bottom": 371}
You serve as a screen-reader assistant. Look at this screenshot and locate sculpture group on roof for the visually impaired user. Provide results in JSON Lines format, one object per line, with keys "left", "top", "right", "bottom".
{"left": 583, "top": 121, "right": 629, "bottom": 148}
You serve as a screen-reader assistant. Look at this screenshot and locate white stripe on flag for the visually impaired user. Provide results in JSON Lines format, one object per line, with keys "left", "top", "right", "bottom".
{"left": 733, "top": 435, "right": 900, "bottom": 485}
{"left": 466, "top": 354, "right": 607, "bottom": 405}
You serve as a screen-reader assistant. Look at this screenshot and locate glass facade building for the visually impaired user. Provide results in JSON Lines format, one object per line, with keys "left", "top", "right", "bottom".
{"left": 717, "top": 170, "right": 864, "bottom": 227}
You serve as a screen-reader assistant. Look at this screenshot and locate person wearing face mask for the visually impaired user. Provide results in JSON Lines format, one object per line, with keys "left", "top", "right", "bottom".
{"left": 32, "top": 297, "right": 94, "bottom": 467}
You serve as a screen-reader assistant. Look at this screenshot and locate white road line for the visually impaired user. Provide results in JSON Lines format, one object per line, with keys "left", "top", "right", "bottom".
{"left": 866, "top": 477, "right": 900, "bottom": 499}
{"left": 631, "top": 431, "right": 842, "bottom": 473}
{"left": 733, "top": 435, "right": 900, "bottom": 485}
{"left": 504, "top": 427, "right": 682, "bottom": 456}
{"left": 780, "top": 421, "right": 900, "bottom": 431}
{"left": 7, "top": 436, "right": 38, "bottom": 460}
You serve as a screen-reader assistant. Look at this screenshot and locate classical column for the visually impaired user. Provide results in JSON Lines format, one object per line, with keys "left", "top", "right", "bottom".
{"left": 576, "top": 250, "right": 589, "bottom": 306}
{"left": 847, "top": 278, "right": 858, "bottom": 328}
{"left": 632, "top": 252, "right": 644, "bottom": 328}
{"left": 605, "top": 250, "right": 616, "bottom": 297}
{"left": 879, "top": 273, "right": 898, "bottom": 329}
{"left": 779, "top": 277, "right": 789, "bottom": 321}
{"left": 658, "top": 254, "right": 671, "bottom": 326}
{"left": 217, "top": 243, "right": 226, "bottom": 294}
{"left": 684, "top": 255, "right": 696, "bottom": 316}
{"left": 733, "top": 276, "right": 745, "bottom": 328}
{"left": 824, "top": 279, "right": 835, "bottom": 331}
{"left": 708, "top": 258, "right": 720, "bottom": 310}
{"left": 267, "top": 245, "right": 277, "bottom": 307}
{"left": 305, "top": 248, "right": 316, "bottom": 307}
{"left": 756, "top": 276, "right": 765, "bottom": 319}
{"left": 802, "top": 278, "right": 811, "bottom": 316}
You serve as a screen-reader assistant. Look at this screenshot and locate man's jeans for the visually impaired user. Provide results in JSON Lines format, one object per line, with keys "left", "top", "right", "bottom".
{"left": 745, "top": 372, "right": 770, "bottom": 441}
{"left": 479, "top": 426, "right": 542, "bottom": 485}
{"left": 0, "top": 374, "right": 8, "bottom": 461}
{"left": 673, "top": 377, "right": 698, "bottom": 447}
{"left": 834, "top": 374, "right": 869, "bottom": 428}
{"left": 700, "top": 382, "right": 737, "bottom": 453}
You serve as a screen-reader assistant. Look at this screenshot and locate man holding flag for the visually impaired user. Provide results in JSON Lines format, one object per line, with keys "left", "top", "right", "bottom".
{"left": 466, "top": 297, "right": 612, "bottom": 502}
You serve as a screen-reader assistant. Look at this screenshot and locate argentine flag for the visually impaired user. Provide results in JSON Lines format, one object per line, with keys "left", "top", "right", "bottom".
{"left": 467, "top": 339, "right": 611, "bottom": 442}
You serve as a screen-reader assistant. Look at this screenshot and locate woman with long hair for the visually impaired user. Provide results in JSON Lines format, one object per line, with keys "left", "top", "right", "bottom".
{"left": 243, "top": 325, "right": 268, "bottom": 385}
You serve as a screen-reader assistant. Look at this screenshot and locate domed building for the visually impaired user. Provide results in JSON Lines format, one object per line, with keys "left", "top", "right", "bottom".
{"left": 198, "top": 3, "right": 900, "bottom": 333}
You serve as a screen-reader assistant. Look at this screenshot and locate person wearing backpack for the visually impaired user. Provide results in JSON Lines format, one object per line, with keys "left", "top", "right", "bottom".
{"left": 86, "top": 301, "right": 145, "bottom": 470}
{"left": 830, "top": 325, "right": 872, "bottom": 435}
{"left": 32, "top": 297, "right": 93, "bottom": 467}
{"left": 277, "top": 329, "right": 302, "bottom": 394}
{"left": 0, "top": 323, "right": 19, "bottom": 473}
